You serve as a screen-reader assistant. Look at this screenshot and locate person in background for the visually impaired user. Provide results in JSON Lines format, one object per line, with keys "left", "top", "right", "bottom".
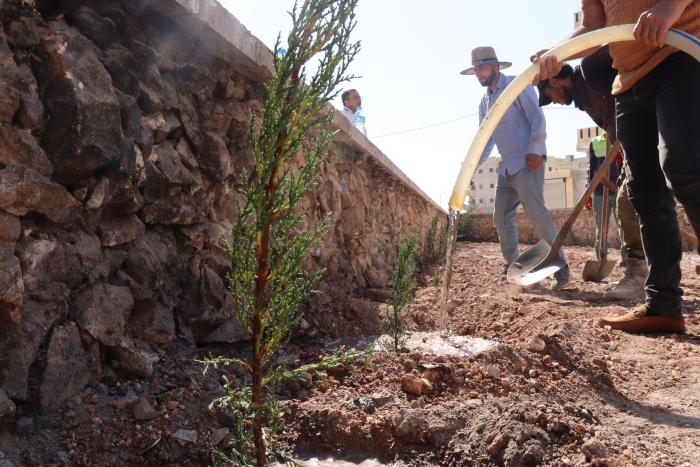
{"left": 537, "top": 46, "right": 647, "bottom": 300}
{"left": 462, "top": 46, "right": 570, "bottom": 291}
{"left": 534, "top": 0, "right": 700, "bottom": 334}
{"left": 587, "top": 132, "right": 620, "bottom": 260}
{"left": 340, "top": 89, "right": 366, "bottom": 135}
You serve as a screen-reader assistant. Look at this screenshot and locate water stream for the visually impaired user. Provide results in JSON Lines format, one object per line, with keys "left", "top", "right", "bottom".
{"left": 439, "top": 208, "right": 460, "bottom": 331}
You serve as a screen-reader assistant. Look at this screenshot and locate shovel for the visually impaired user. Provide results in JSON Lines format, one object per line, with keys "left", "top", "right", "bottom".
{"left": 507, "top": 142, "right": 621, "bottom": 286}
{"left": 581, "top": 159, "right": 616, "bottom": 282}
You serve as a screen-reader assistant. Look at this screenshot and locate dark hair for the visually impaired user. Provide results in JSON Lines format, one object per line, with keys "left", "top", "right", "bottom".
{"left": 553, "top": 64, "right": 574, "bottom": 80}
{"left": 341, "top": 89, "right": 357, "bottom": 105}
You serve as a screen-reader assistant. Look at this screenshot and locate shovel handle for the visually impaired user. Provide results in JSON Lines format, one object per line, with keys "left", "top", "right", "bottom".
{"left": 548, "top": 141, "right": 621, "bottom": 254}
{"left": 599, "top": 161, "right": 611, "bottom": 262}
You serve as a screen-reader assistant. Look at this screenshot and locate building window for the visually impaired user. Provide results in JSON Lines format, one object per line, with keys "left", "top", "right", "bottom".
{"left": 478, "top": 169, "right": 483, "bottom": 174}
{"left": 489, "top": 198, "right": 494, "bottom": 203}
{"left": 479, "top": 199, "right": 483, "bottom": 204}
{"left": 549, "top": 167, "right": 552, "bottom": 171}
{"left": 587, "top": 128, "right": 591, "bottom": 138}
{"left": 489, "top": 168, "right": 494, "bottom": 173}
{"left": 490, "top": 183, "right": 494, "bottom": 188}
{"left": 579, "top": 129, "right": 583, "bottom": 139}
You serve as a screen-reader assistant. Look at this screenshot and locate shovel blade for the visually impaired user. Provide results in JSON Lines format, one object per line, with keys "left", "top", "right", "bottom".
{"left": 581, "top": 259, "right": 616, "bottom": 282}
{"left": 507, "top": 239, "right": 567, "bottom": 286}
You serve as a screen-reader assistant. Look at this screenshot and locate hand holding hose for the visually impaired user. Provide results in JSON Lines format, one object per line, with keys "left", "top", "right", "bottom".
{"left": 530, "top": 49, "right": 561, "bottom": 85}
{"left": 634, "top": 0, "right": 691, "bottom": 48}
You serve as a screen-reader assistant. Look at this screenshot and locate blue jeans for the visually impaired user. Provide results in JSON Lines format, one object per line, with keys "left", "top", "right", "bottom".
{"left": 493, "top": 165, "right": 567, "bottom": 277}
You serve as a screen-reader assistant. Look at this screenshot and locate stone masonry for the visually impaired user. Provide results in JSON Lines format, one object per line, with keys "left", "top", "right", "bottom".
{"left": 0, "top": 0, "right": 445, "bottom": 412}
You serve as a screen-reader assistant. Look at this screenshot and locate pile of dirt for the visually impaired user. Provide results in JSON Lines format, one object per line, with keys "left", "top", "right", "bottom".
{"left": 2, "top": 242, "right": 699, "bottom": 466}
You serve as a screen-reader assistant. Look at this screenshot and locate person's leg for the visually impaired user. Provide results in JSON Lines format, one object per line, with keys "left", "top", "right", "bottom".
{"left": 617, "top": 176, "right": 645, "bottom": 261}
{"left": 617, "top": 92, "right": 681, "bottom": 318}
{"left": 601, "top": 53, "right": 694, "bottom": 333}
{"left": 592, "top": 192, "right": 603, "bottom": 260}
{"left": 512, "top": 164, "right": 569, "bottom": 284}
{"left": 493, "top": 174, "right": 521, "bottom": 266}
{"left": 605, "top": 175, "right": 648, "bottom": 300}
{"left": 656, "top": 53, "right": 700, "bottom": 255}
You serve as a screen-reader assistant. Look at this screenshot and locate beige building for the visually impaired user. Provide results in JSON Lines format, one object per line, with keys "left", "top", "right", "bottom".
{"left": 469, "top": 154, "right": 588, "bottom": 214}
{"left": 577, "top": 125, "right": 604, "bottom": 153}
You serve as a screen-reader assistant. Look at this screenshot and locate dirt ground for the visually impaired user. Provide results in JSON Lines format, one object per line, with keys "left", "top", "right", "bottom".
{"left": 3, "top": 242, "right": 699, "bottom": 467}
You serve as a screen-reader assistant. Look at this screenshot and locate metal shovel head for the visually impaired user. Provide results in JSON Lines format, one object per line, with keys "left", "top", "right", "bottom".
{"left": 507, "top": 239, "right": 567, "bottom": 286}
{"left": 581, "top": 259, "right": 616, "bottom": 282}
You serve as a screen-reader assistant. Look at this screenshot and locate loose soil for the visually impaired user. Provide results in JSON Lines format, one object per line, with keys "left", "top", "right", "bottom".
{"left": 2, "top": 242, "right": 699, "bottom": 466}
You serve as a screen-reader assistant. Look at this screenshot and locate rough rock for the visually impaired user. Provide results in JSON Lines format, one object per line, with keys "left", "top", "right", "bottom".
{"left": 0, "top": 125, "right": 53, "bottom": 175}
{"left": 128, "top": 300, "right": 175, "bottom": 345}
{"left": 146, "top": 142, "right": 194, "bottom": 186}
{"left": 99, "top": 214, "right": 145, "bottom": 247}
{"left": 527, "top": 338, "right": 547, "bottom": 353}
{"left": 173, "top": 429, "right": 198, "bottom": 445}
{"left": 0, "top": 256, "right": 23, "bottom": 323}
{"left": 110, "top": 336, "right": 158, "bottom": 378}
{"left": 0, "top": 388, "right": 16, "bottom": 420}
{"left": 142, "top": 192, "right": 205, "bottom": 225}
{"left": 18, "top": 238, "right": 82, "bottom": 298}
{"left": 0, "top": 29, "right": 20, "bottom": 124}
{"left": 122, "top": 233, "right": 169, "bottom": 291}
{"left": 0, "top": 300, "right": 63, "bottom": 400}
{"left": 66, "top": 6, "right": 118, "bottom": 49}
{"left": 210, "top": 427, "right": 230, "bottom": 446}
{"left": 73, "top": 284, "right": 134, "bottom": 346}
{"left": 487, "top": 434, "right": 510, "bottom": 457}
{"left": 401, "top": 375, "right": 433, "bottom": 396}
{"left": 34, "top": 21, "right": 123, "bottom": 184}
{"left": 198, "top": 131, "right": 232, "bottom": 182}
{"left": 15, "top": 416, "right": 34, "bottom": 434}
{"left": 6, "top": 17, "right": 41, "bottom": 49}
{"left": 0, "top": 165, "right": 80, "bottom": 223}
{"left": 39, "top": 322, "right": 91, "bottom": 412}
{"left": 14, "top": 63, "right": 44, "bottom": 130}
{"left": 100, "top": 44, "right": 140, "bottom": 95}
{"left": 113, "top": 390, "right": 139, "bottom": 410}
{"left": 395, "top": 410, "right": 429, "bottom": 443}
{"left": 0, "top": 212, "right": 19, "bottom": 243}
{"left": 581, "top": 438, "right": 610, "bottom": 460}
{"left": 133, "top": 397, "right": 160, "bottom": 421}
{"left": 142, "top": 112, "right": 182, "bottom": 143}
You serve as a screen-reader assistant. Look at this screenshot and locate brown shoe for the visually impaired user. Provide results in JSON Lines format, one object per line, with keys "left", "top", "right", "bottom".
{"left": 599, "top": 305, "right": 686, "bottom": 334}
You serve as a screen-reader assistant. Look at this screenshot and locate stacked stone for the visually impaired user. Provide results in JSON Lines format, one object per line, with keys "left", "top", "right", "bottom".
{"left": 0, "top": 0, "right": 443, "bottom": 413}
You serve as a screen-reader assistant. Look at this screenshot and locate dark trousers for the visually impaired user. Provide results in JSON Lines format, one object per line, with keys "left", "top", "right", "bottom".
{"left": 615, "top": 52, "right": 700, "bottom": 318}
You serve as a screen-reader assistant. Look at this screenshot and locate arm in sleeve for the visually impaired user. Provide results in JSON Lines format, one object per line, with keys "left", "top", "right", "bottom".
{"left": 478, "top": 98, "right": 496, "bottom": 166}
{"left": 518, "top": 85, "right": 547, "bottom": 156}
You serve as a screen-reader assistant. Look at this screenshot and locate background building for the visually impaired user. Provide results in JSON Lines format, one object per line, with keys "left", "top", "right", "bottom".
{"left": 576, "top": 125, "right": 604, "bottom": 153}
{"left": 469, "top": 153, "right": 588, "bottom": 213}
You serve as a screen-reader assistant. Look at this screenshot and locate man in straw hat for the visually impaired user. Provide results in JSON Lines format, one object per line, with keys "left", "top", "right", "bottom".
{"left": 462, "top": 46, "right": 570, "bottom": 291}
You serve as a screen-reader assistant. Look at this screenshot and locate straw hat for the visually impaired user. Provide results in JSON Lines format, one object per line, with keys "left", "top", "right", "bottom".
{"left": 461, "top": 46, "right": 512, "bottom": 75}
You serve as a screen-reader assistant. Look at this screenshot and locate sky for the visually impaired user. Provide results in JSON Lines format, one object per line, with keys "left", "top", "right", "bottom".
{"left": 219, "top": 0, "right": 594, "bottom": 208}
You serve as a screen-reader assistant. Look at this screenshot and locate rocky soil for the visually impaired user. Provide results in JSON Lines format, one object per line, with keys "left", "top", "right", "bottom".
{"left": 2, "top": 241, "right": 698, "bottom": 466}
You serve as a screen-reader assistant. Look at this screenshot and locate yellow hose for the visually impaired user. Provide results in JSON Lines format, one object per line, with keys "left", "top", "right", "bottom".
{"left": 448, "top": 25, "right": 700, "bottom": 211}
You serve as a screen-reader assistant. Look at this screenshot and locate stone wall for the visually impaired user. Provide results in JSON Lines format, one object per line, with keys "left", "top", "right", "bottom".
{"left": 0, "top": 0, "right": 445, "bottom": 413}
{"left": 462, "top": 207, "right": 696, "bottom": 251}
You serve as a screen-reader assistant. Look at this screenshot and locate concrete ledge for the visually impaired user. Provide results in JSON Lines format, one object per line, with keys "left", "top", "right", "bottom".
{"left": 158, "top": 0, "right": 445, "bottom": 216}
